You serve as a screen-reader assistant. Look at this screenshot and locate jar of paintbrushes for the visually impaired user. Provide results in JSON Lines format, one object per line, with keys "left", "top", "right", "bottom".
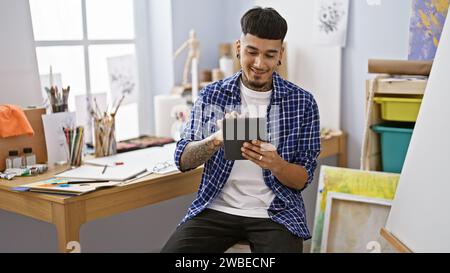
{"left": 45, "top": 86, "right": 70, "bottom": 113}
{"left": 91, "top": 95, "right": 125, "bottom": 157}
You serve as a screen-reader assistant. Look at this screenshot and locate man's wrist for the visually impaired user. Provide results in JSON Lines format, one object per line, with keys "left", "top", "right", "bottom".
{"left": 204, "top": 136, "right": 222, "bottom": 150}
{"left": 271, "top": 160, "right": 290, "bottom": 177}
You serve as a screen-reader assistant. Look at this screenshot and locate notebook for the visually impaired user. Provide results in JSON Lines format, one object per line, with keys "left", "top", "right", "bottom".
{"left": 83, "top": 143, "right": 177, "bottom": 171}
{"left": 54, "top": 165, "right": 147, "bottom": 181}
{"left": 17, "top": 178, "right": 121, "bottom": 196}
{"left": 223, "top": 117, "right": 267, "bottom": 160}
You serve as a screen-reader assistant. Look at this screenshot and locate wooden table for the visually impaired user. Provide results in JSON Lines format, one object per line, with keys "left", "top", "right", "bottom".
{"left": 0, "top": 133, "right": 346, "bottom": 252}
{"left": 0, "top": 166, "right": 203, "bottom": 252}
{"left": 319, "top": 132, "right": 348, "bottom": 167}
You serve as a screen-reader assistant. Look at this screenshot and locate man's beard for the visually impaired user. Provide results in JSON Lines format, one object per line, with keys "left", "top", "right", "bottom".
{"left": 242, "top": 72, "right": 272, "bottom": 92}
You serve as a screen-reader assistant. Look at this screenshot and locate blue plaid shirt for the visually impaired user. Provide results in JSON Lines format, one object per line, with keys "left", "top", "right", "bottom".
{"left": 174, "top": 71, "right": 321, "bottom": 239}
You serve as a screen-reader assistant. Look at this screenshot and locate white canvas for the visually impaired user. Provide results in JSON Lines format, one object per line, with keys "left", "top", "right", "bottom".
{"left": 385, "top": 8, "right": 450, "bottom": 252}
{"left": 321, "top": 192, "right": 393, "bottom": 253}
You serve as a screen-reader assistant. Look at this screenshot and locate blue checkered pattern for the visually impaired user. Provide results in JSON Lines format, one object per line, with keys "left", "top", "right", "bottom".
{"left": 174, "top": 71, "right": 321, "bottom": 239}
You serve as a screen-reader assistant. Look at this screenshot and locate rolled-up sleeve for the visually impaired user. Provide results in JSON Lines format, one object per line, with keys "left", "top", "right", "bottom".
{"left": 294, "top": 97, "right": 321, "bottom": 190}
{"left": 174, "top": 139, "right": 192, "bottom": 171}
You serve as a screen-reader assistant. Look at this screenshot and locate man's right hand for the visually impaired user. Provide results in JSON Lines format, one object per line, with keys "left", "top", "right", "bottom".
{"left": 206, "top": 111, "right": 241, "bottom": 148}
{"left": 179, "top": 111, "right": 241, "bottom": 171}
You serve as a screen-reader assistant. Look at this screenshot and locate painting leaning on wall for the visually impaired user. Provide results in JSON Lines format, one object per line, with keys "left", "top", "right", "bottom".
{"left": 409, "top": 0, "right": 449, "bottom": 60}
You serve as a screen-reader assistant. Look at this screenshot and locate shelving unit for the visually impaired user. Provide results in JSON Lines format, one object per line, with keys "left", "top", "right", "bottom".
{"left": 361, "top": 75, "right": 427, "bottom": 172}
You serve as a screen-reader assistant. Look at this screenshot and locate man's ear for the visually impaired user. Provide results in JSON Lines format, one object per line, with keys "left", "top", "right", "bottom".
{"left": 279, "top": 43, "right": 285, "bottom": 63}
{"left": 235, "top": 39, "right": 241, "bottom": 59}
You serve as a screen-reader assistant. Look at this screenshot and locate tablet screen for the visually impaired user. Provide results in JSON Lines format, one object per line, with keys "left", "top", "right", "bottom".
{"left": 222, "top": 117, "right": 267, "bottom": 160}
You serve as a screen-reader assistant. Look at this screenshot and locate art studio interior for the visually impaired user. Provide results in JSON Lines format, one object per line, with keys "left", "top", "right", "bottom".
{"left": 0, "top": 0, "right": 449, "bottom": 253}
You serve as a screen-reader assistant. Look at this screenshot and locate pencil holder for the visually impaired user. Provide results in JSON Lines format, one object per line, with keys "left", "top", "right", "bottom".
{"left": 64, "top": 126, "right": 84, "bottom": 167}
{"left": 93, "top": 116, "right": 117, "bottom": 157}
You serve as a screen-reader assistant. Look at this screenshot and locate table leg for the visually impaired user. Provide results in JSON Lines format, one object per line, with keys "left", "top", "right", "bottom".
{"left": 52, "top": 201, "right": 86, "bottom": 253}
{"left": 338, "top": 133, "right": 348, "bottom": 167}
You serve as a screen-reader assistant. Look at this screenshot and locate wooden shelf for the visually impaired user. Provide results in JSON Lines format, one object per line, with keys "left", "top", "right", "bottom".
{"left": 361, "top": 76, "right": 426, "bottom": 171}
{"left": 367, "top": 75, "right": 427, "bottom": 96}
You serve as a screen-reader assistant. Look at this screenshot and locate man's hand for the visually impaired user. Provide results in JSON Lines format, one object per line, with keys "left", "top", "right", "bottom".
{"left": 179, "top": 111, "right": 241, "bottom": 171}
{"left": 205, "top": 111, "right": 241, "bottom": 149}
{"left": 241, "top": 139, "right": 288, "bottom": 174}
{"left": 241, "top": 139, "right": 309, "bottom": 190}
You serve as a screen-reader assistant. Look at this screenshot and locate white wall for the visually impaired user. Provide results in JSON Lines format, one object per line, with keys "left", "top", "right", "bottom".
{"left": 0, "top": 0, "right": 42, "bottom": 107}
{"left": 254, "top": 0, "right": 342, "bottom": 131}
{"left": 147, "top": 0, "right": 175, "bottom": 97}
{"left": 136, "top": 0, "right": 176, "bottom": 135}
{"left": 222, "top": 0, "right": 256, "bottom": 43}
{"left": 171, "top": 0, "right": 254, "bottom": 85}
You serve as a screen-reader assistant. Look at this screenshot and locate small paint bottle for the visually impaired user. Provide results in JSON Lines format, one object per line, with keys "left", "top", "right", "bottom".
{"left": 6, "top": 150, "right": 22, "bottom": 169}
{"left": 22, "top": 147, "right": 36, "bottom": 166}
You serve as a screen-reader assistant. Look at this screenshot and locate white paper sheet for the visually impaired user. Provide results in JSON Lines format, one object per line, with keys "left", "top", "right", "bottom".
{"left": 313, "top": 0, "right": 349, "bottom": 47}
{"left": 55, "top": 164, "right": 147, "bottom": 181}
{"left": 84, "top": 143, "right": 178, "bottom": 174}
{"left": 42, "top": 112, "right": 76, "bottom": 166}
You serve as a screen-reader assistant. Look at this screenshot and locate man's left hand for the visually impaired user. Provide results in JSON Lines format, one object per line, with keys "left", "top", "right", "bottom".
{"left": 241, "top": 140, "right": 289, "bottom": 174}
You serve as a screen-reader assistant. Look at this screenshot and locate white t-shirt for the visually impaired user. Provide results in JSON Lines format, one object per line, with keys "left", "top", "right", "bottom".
{"left": 208, "top": 80, "right": 275, "bottom": 218}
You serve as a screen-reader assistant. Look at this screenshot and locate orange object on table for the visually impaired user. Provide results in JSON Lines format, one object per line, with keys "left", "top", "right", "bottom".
{"left": 0, "top": 105, "right": 35, "bottom": 138}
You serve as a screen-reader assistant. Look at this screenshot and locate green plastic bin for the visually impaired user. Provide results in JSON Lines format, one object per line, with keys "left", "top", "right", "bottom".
{"left": 371, "top": 122, "right": 415, "bottom": 173}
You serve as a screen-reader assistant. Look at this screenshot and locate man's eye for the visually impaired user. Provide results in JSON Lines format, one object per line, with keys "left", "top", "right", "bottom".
{"left": 266, "top": 55, "right": 275, "bottom": 59}
{"left": 248, "top": 51, "right": 258, "bottom": 55}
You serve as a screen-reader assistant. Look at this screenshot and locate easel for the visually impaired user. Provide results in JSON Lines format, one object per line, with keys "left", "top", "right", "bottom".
{"left": 380, "top": 227, "right": 413, "bottom": 253}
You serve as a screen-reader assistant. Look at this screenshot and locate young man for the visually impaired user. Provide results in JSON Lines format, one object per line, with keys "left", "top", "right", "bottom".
{"left": 161, "top": 7, "right": 321, "bottom": 253}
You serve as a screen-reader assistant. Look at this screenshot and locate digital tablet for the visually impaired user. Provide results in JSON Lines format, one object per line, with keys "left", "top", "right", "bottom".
{"left": 222, "top": 117, "right": 267, "bottom": 160}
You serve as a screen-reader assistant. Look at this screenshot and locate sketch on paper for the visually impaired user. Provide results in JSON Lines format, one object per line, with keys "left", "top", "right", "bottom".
{"left": 42, "top": 112, "right": 76, "bottom": 166}
{"left": 107, "top": 54, "right": 138, "bottom": 105}
{"left": 313, "top": 0, "right": 349, "bottom": 47}
{"left": 310, "top": 166, "right": 400, "bottom": 253}
{"left": 408, "top": 0, "right": 449, "bottom": 60}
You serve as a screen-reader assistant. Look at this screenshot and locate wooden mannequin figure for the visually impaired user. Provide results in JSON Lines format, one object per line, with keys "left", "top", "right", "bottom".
{"left": 173, "top": 29, "right": 201, "bottom": 87}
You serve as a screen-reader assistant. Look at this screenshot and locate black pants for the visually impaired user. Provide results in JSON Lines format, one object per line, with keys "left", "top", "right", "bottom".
{"left": 161, "top": 209, "right": 303, "bottom": 253}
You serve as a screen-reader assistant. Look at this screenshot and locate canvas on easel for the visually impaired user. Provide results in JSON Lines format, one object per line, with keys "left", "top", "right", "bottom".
{"left": 383, "top": 8, "right": 450, "bottom": 253}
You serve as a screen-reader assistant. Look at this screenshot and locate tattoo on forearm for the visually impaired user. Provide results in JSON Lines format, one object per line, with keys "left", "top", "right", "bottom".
{"left": 180, "top": 139, "right": 220, "bottom": 171}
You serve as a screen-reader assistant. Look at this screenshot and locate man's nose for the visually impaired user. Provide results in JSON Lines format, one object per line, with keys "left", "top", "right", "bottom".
{"left": 253, "top": 56, "right": 262, "bottom": 67}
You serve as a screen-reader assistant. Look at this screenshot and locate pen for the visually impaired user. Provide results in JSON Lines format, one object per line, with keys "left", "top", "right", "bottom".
{"left": 102, "top": 165, "right": 108, "bottom": 174}
{"left": 67, "top": 180, "right": 109, "bottom": 184}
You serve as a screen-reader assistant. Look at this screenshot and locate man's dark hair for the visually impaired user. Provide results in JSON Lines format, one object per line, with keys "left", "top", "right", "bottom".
{"left": 240, "top": 7, "right": 288, "bottom": 41}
